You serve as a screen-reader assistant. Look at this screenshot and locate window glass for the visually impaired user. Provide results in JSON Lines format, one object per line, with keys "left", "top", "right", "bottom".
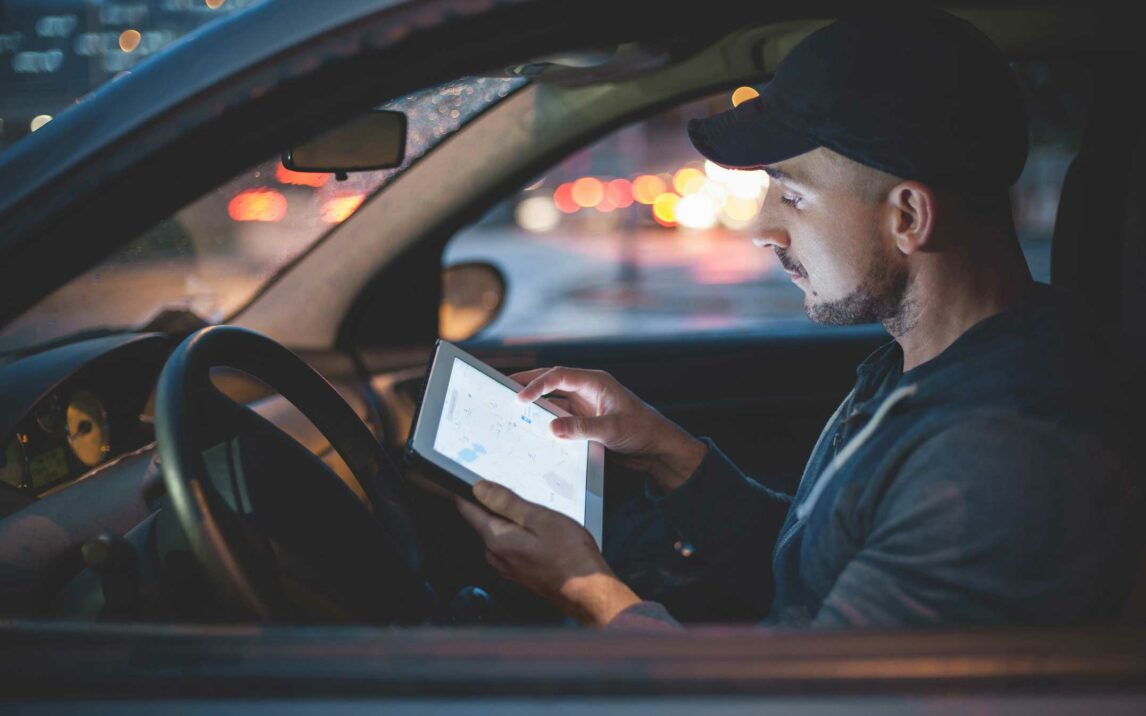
{"left": 443, "top": 61, "right": 1087, "bottom": 343}
{"left": 0, "top": 0, "right": 265, "bottom": 155}
{"left": 0, "top": 76, "right": 525, "bottom": 354}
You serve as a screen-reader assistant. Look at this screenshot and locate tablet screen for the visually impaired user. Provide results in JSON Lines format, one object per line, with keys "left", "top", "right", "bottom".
{"left": 432, "top": 358, "right": 588, "bottom": 524}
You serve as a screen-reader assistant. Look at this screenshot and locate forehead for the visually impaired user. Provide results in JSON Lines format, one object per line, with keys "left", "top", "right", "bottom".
{"left": 764, "top": 148, "right": 861, "bottom": 193}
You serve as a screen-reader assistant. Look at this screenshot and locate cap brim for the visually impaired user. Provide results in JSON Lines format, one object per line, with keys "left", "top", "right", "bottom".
{"left": 687, "top": 96, "right": 818, "bottom": 169}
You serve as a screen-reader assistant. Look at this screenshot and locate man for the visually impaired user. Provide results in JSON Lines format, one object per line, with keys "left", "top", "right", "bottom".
{"left": 456, "top": 9, "right": 1142, "bottom": 628}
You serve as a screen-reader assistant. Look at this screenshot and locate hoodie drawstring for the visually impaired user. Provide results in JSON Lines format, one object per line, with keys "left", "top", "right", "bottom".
{"left": 795, "top": 383, "right": 919, "bottom": 521}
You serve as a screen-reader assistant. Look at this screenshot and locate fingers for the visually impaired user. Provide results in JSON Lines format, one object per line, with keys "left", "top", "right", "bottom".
{"left": 515, "top": 367, "right": 607, "bottom": 405}
{"left": 550, "top": 414, "right": 615, "bottom": 440}
{"left": 456, "top": 497, "right": 510, "bottom": 540}
{"left": 544, "top": 396, "right": 572, "bottom": 412}
{"left": 508, "top": 368, "right": 550, "bottom": 385}
{"left": 473, "top": 480, "right": 538, "bottom": 529}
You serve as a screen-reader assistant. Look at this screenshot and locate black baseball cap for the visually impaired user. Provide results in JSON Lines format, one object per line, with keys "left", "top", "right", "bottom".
{"left": 688, "top": 9, "right": 1028, "bottom": 195}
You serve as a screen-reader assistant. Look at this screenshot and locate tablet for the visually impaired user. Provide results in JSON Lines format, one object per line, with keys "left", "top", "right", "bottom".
{"left": 407, "top": 340, "right": 605, "bottom": 548}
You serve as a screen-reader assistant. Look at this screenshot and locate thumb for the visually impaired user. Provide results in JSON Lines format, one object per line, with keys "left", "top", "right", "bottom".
{"left": 551, "top": 415, "right": 612, "bottom": 441}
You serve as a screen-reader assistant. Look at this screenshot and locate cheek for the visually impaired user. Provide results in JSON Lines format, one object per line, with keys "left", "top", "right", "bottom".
{"left": 801, "top": 235, "right": 868, "bottom": 297}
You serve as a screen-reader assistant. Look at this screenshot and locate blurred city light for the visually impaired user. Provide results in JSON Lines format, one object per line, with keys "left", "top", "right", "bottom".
{"left": 119, "top": 30, "right": 142, "bottom": 53}
{"left": 652, "top": 192, "right": 680, "bottom": 227}
{"left": 702, "top": 178, "right": 728, "bottom": 203}
{"left": 704, "top": 160, "right": 730, "bottom": 182}
{"left": 672, "top": 167, "right": 705, "bottom": 195}
{"left": 726, "top": 169, "right": 766, "bottom": 200}
{"left": 228, "top": 189, "right": 287, "bottom": 222}
{"left": 29, "top": 114, "right": 52, "bottom": 132}
{"left": 515, "top": 195, "right": 561, "bottom": 233}
{"left": 731, "top": 86, "right": 760, "bottom": 107}
{"left": 631, "top": 174, "right": 667, "bottom": 205}
{"left": 676, "top": 193, "right": 720, "bottom": 229}
{"left": 276, "top": 163, "right": 330, "bottom": 188}
{"left": 206, "top": 0, "right": 227, "bottom": 9}
{"left": 321, "top": 194, "right": 366, "bottom": 223}
{"left": 553, "top": 182, "right": 578, "bottom": 213}
{"left": 606, "top": 178, "right": 634, "bottom": 208}
{"left": 571, "top": 177, "right": 605, "bottom": 208}
{"left": 722, "top": 195, "right": 760, "bottom": 223}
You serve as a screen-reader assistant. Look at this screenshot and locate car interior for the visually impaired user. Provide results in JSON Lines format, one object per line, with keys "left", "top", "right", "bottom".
{"left": 0, "top": 1, "right": 1144, "bottom": 643}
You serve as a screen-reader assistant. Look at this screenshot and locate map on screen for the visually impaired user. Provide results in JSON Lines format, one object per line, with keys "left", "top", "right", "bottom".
{"left": 433, "top": 358, "right": 588, "bottom": 524}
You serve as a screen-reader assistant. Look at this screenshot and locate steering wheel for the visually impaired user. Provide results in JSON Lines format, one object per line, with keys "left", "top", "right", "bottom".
{"left": 154, "top": 326, "right": 431, "bottom": 623}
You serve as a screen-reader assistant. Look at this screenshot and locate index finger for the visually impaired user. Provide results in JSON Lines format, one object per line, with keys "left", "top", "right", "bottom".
{"left": 473, "top": 480, "right": 539, "bottom": 530}
{"left": 514, "top": 367, "right": 600, "bottom": 404}
{"left": 456, "top": 495, "right": 529, "bottom": 544}
{"left": 508, "top": 367, "right": 552, "bottom": 386}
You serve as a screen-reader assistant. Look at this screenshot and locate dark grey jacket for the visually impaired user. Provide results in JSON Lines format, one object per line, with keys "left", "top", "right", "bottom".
{"left": 612, "top": 282, "right": 1142, "bottom": 628}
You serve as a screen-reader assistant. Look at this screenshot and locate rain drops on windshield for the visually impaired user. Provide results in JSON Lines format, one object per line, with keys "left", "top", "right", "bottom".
{"left": 0, "top": 77, "right": 525, "bottom": 353}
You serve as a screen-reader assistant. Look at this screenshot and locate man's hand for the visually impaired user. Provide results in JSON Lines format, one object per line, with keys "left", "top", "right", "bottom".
{"left": 456, "top": 480, "right": 641, "bottom": 626}
{"left": 512, "top": 367, "right": 707, "bottom": 492}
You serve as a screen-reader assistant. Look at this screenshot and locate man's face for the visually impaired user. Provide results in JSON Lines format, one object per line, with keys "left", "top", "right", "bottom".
{"left": 751, "top": 148, "right": 909, "bottom": 327}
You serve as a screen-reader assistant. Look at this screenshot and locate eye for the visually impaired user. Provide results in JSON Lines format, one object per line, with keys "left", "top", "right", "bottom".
{"left": 780, "top": 195, "right": 801, "bottom": 208}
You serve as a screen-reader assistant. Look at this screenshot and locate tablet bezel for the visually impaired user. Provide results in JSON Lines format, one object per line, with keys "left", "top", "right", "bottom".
{"left": 407, "top": 340, "right": 605, "bottom": 548}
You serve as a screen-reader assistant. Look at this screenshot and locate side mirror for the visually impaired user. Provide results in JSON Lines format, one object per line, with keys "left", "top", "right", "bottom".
{"left": 282, "top": 110, "right": 407, "bottom": 173}
{"left": 440, "top": 262, "right": 507, "bottom": 342}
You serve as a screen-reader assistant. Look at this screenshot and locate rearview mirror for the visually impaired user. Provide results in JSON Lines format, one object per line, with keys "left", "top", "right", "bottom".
{"left": 282, "top": 110, "right": 407, "bottom": 173}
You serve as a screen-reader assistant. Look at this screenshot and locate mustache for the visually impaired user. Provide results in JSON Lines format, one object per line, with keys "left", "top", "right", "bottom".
{"left": 774, "top": 248, "right": 806, "bottom": 277}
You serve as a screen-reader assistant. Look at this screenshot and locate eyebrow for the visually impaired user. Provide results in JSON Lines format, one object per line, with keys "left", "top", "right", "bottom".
{"left": 762, "top": 165, "right": 811, "bottom": 190}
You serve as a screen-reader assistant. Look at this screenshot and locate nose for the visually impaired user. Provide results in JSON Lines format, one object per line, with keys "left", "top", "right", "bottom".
{"left": 751, "top": 227, "right": 789, "bottom": 250}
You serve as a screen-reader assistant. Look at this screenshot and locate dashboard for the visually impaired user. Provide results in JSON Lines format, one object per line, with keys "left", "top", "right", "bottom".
{"left": 0, "top": 334, "right": 172, "bottom": 513}
{"left": 0, "top": 330, "right": 389, "bottom": 620}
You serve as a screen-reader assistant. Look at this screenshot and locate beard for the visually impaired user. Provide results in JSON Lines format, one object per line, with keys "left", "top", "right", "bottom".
{"left": 780, "top": 245, "right": 915, "bottom": 334}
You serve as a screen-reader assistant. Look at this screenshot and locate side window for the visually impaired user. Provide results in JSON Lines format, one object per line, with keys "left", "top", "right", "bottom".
{"left": 442, "top": 63, "right": 1085, "bottom": 344}
{"left": 442, "top": 87, "right": 800, "bottom": 344}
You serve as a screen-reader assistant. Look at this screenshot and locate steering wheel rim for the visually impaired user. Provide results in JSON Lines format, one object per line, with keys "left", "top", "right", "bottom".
{"left": 154, "top": 325, "right": 425, "bottom": 622}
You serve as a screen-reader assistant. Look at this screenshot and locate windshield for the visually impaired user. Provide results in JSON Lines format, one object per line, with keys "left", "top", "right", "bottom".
{"left": 0, "top": 69, "right": 525, "bottom": 353}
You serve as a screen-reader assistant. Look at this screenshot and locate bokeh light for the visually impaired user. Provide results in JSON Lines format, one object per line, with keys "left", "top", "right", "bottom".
{"left": 228, "top": 189, "right": 287, "bottom": 222}
{"left": 731, "top": 86, "right": 760, "bottom": 107}
{"left": 631, "top": 174, "right": 667, "bottom": 205}
{"left": 672, "top": 167, "right": 705, "bottom": 195}
{"left": 606, "top": 178, "right": 633, "bottom": 208}
{"left": 652, "top": 192, "right": 680, "bottom": 227}
{"left": 676, "top": 194, "right": 719, "bottom": 230}
{"left": 704, "top": 160, "right": 730, "bottom": 182}
{"left": 553, "top": 182, "right": 578, "bottom": 213}
{"left": 726, "top": 169, "right": 766, "bottom": 200}
{"left": 321, "top": 194, "right": 365, "bottom": 223}
{"left": 29, "top": 114, "right": 52, "bottom": 132}
{"left": 702, "top": 178, "right": 728, "bottom": 203}
{"left": 515, "top": 195, "right": 561, "bottom": 233}
{"left": 722, "top": 196, "right": 760, "bottom": 223}
{"left": 205, "top": 0, "right": 227, "bottom": 9}
{"left": 118, "top": 29, "right": 142, "bottom": 53}
{"left": 571, "top": 177, "right": 605, "bottom": 208}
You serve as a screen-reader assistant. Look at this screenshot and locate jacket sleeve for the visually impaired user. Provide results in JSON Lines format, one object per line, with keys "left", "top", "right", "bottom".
{"left": 644, "top": 436, "right": 793, "bottom": 613}
{"left": 811, "top": 413, "right": 1140, "bottom": 628}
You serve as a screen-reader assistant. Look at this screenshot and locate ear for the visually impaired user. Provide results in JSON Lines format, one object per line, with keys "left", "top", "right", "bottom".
{"left": 885, "top": 181, "right": 935, "bottom": 255}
